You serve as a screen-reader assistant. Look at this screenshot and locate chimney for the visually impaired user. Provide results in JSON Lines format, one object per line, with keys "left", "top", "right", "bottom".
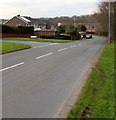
{"left": 17, "top": 15, "right": 20, "bottom": 17}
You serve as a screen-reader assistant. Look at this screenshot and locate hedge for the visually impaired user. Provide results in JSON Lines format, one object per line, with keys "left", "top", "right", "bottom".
{"left": 18, "top": 26, "right": 34, "bottom": 34}
{"left": 0, "top": 24, "right": 34, "bottom": 34}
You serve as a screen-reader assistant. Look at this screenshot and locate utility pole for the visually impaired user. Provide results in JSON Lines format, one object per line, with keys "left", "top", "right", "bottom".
{"left": 108, "top": 1, "right": 111, "bottom": 43}
{"left": 73, "top": 17, "right": 76, "bottom": 28}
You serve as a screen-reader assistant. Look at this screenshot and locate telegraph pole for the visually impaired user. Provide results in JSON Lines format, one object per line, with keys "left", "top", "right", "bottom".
{"left": 108, "top": 1, "right": 111, "bottom": 43}
{"left": 74, "top": 17, "right": 76, "bottom": 28}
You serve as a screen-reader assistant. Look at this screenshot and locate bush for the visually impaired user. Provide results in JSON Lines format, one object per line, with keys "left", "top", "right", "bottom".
{"left": 57, "top": 25, "right": 66, "bottom": 35}
{"left": 12, "top": 26, "right": 21, "bottom": 34}
{"left": 1, "top": 24, "right": 14, "bottom": 33}
{"left": 40, "top": 35, "right": 55, "bottom": 39}
{"left": 18, "top": 26, "right": 34, "bottom": 34}
{"left": 56, "top": 35, "right": 71, "bottom": 40}
{"left": 0, "top": 24, "right": 34, "bottom": 34}
{"left": 76, "top": 33, "right": 81, "bottom": 40}
{"left": 101, "top": 31, "right": 108, "bottom": 36}
{"left": 57, "top": 25, "right": 81, "bottom": 40}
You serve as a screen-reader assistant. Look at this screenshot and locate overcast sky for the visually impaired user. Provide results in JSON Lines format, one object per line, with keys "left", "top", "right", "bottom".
{"left": 0, "top": 0, "right": 99, "bottom": 19}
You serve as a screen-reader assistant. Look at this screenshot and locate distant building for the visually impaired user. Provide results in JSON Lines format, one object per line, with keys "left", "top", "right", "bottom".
{"left": 86, "top": 27, "right": 96, "bottom": 34}
{"left": 0, "top": 19, "right": 9, "bottom": 24}
{"left": 58, "top": 22, "right": 61, "bottom": 26}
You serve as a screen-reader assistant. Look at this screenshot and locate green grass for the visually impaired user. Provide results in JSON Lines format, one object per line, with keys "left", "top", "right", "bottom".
{"left": 2, "top": 37, "right": 73, "bottom": 43}
{"left": 0, "top": 42, "right": 31, "bottom": 54}
{"left": 68, "top": 43, "right": 115, "bottom": 119}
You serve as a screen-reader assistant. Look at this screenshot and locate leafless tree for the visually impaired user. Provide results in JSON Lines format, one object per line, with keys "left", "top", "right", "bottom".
{"left": 97, "top": 2, "right": 116, "bottom": 41}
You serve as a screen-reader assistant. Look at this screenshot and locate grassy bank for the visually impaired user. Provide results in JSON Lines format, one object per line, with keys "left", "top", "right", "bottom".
{"left": 0, "top": 42, "right": 31, "bottom": 54}
{"left": 68, "top": 43, "right": 114, "bottom": 118}
{"left": 2, "top": 38, "right": 73, "bottom": 43}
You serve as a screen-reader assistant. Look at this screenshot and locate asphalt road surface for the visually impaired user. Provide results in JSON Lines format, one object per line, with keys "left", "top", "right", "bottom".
{"left": 1, "top": 36, "right": 107, "bottom": 118}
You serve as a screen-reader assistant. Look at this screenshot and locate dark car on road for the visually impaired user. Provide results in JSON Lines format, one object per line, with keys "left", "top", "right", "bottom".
{"left": 86, "top": 34, "right": 92, "bottom": 39}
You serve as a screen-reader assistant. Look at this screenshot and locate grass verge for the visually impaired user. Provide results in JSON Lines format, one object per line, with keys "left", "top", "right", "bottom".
{"left": 2, "top": 38, "right": 74, "bottom": 43}
{"left": 68, "top": 43, "right": 115, "bottom": 118}
{"left": 0, "top": 42, "right": 31, "bottom": 54}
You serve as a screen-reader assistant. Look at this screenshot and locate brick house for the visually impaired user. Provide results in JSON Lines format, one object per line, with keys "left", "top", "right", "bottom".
{"left": 4, "top": 15, "right": 56, "bottom": 37}
{"left": 0, "top": 19, "right": 8, "bottom": 24}
{"left": 86, "top": 27, "right": 96, "bottom": 34}
{"left": 4, "top": 15, "right": 30, "bottom": 26}
{"left": 4, "top": 15, "right": 47, "bottom": 30}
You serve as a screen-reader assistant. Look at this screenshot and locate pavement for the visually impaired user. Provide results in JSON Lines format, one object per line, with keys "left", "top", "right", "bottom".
{"left": 1, "top": 36, "right": 107, "bottom": 118}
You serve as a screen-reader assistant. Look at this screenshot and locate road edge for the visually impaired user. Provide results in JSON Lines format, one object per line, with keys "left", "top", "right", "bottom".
{"left": 55, "top": 42, "right": 107, "bottom": 118}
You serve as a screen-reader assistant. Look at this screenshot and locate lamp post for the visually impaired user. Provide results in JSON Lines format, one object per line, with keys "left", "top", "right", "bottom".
{"left": 108, "top": 1, "right": 111, "bottom": 43}
{"left": 73, "top": 17, "right": 76, "bottom": 28}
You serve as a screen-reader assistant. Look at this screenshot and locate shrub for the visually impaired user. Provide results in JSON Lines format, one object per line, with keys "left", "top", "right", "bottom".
{"left": 12, "top": 26, "right": 21, "bottom": 34}
{"left": 57, "top": 25, "right": 81, "bottom": 40}
{"left": 0, "top": 24, "right": 34, "bottom": 34}
{"left": 1, "top": 24, "right": 14, "bottom": 34}
{"left": 76, "top": 33, "right": 81, "bottom": 40}
{"left": 18, "top": 26, "right": 34, "bottom": 34}
{"left": 100, "top": 31, "right": 108, "bottom": 36}
{"left": 57, "top": 25, "right": 66, "bottom": 35}
{"left": 40, "top": 35, "right": 55, "bottom": 39}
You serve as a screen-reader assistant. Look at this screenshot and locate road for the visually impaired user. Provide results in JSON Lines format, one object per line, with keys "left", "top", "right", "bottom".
{"left": 1, "top": 36, "right": 107, "bottom": 118}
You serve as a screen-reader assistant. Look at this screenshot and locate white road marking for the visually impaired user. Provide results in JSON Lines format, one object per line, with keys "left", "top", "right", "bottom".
{"left": 58, "top": 48, "right": 68, "bottom": 52}
{"left": 50, "top": 43, "right": 60, "bottom": 45}
{"left": 78, "top": 44, "right": 81, "bottom": 45}
{"left": 0, "top": 62, "right": 24, "bottom": 72}
{"left": 33, "top": 45, "right": 49, "bottom": 48}
{"left": 70, "top": 45, "right": 77, "bottom": 48}
{"left": 34, "top": 43, "right": 60, "bottom": 48}
{"left": 36, "top": 52, "right": 53, "bottom": 59}
{"left": 37, "top": 45, "right": 49, "bottom": 48}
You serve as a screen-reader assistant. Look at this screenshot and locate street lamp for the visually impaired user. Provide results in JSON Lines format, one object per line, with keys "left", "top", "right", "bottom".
{"left": 73, "top": 17, "right": 76, "bottom": 28}
{"left": 108, "top": 1, "right": 111, "bottom": 43}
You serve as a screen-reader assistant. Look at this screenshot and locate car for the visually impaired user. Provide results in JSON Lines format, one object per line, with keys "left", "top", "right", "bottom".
{"left": 86, "top": 34, "right": 92, "bottom": 39}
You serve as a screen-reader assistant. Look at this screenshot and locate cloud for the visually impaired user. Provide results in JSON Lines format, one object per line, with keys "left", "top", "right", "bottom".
{"left": 0, "top": 0, "right": 98, "bottom": 19}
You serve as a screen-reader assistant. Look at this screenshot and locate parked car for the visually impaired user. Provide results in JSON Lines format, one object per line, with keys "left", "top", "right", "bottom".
{"left": 86, "top": 34, "right": 92, "bottom": 39}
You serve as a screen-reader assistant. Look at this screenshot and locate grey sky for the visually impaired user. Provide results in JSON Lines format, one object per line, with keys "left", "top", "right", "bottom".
{"left": 0, "top": 0, "right": 99, "bottom": 19}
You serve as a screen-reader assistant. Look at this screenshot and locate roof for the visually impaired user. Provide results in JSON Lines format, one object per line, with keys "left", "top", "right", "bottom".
{"left": 4, "top": 15, "right": 54, "bottom": 27}
{"left": 0, "top": 19, "right": 9, "bottom": 24}
{"left": 24, "top": 16, "right": 47, "bottom": 25}
{"left": 20, "top": 17, "right": 31, "bottom": 23}
{"left": 14, "top": 16, "right": 31, "bottom": 24}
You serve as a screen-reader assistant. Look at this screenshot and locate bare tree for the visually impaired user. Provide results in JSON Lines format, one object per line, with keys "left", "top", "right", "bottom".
{"left": 97, "top": 2, "right": 116, "bottom": 42}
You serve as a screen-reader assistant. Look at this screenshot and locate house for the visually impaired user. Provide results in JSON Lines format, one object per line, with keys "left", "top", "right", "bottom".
{"left": 4, "top": 15, "right": 47, "bottom": 30}
{"left": 86, "top": 27, "right": 96, "bottom": 34}
{"left": 4, "top": 15, "right": 57, "bottom": 37}
{"left": 4, "top": 15, "right": 31, "bottom": 26}
{"left": 0, "top": 19, "right": 9, "bottom": 24}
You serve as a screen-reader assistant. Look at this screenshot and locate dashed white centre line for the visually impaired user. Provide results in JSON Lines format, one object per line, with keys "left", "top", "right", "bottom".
{"left": 37, "top": 44, "right": 55, "bottom": 48}
{"left": 0, "top": 62, "right": 24, "bottom": 72}
{"left": 34, "top": 43, "right": 61, "bottom": 49}
{"left": 70, "top": 45, "right": 77, "bottom": 48}
{"left": 58, "top": 48, "right": 68, "bottom": 52}
{"left": 36, "top": 52, "right": 53, "bottom": 59}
